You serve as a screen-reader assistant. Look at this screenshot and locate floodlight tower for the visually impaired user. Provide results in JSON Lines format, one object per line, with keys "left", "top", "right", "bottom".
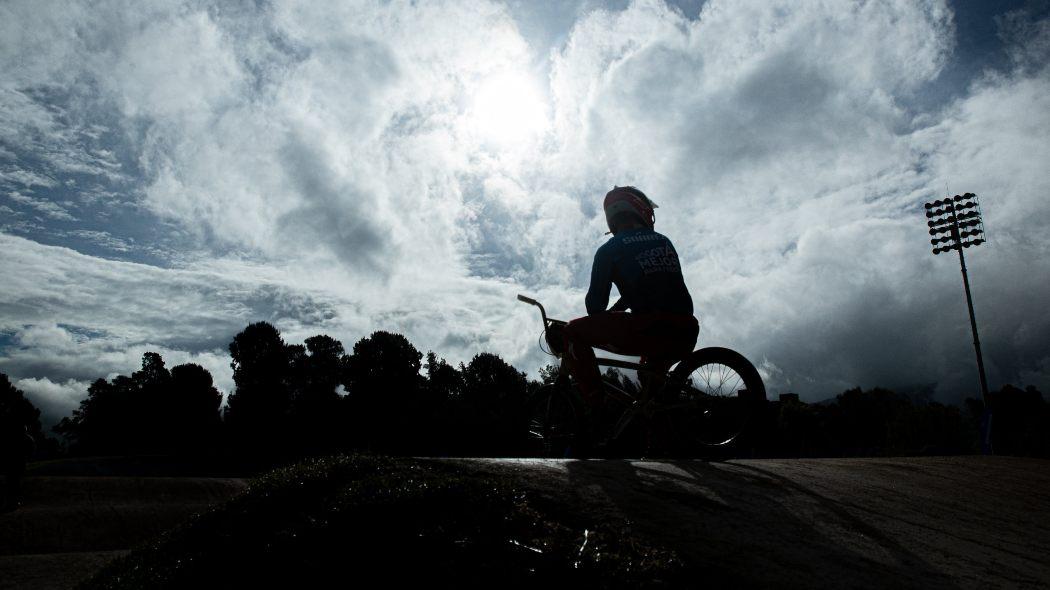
{"left": 924, "top": 193, "right": 990, "bottom": 407}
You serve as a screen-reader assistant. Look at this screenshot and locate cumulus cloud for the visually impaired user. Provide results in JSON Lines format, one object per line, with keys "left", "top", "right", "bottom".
{"left": 13, "top": 376, "right": 90, "bottom": 429}
{"left": 540, "top": 0, "right": 1050, "bottom": 399}
{"left": 6, "top": 325, "right": 234, "bottom": 429}
{"left": 0, "top": 233, "right": 538, "bottom": 414}
{"left": 1, "top": 0, "right": 1048, "bottom": 420}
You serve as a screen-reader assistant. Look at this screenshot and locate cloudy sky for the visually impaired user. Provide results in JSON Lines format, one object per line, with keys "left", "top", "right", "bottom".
{"left": 2, "top": 0, "right": 1049, "bottom": 426}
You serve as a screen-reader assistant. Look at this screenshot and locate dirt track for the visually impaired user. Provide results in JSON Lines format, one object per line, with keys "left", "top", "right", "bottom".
{"left": 2, "top": 456, "right": 1048, "bottom": 589}
{"left": 0, "top": 476, "right": 247, "bottom": 589}
{"left": 452, "top": 456, "right": 1050, "bottom": 589}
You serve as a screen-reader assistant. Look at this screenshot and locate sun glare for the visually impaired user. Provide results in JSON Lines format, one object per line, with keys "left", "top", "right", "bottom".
{"left": 469, "top": 71, "right": 548, "bottom": 147}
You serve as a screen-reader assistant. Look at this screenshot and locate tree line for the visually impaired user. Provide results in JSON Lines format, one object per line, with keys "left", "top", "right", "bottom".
{"left": 748, "top": 385, "right": 1050, "bottom": 458}
{"left": 2, "top": 320, "right": 1048, "bottom": 462}
{"left": 45, "top": 322, "right": 533, "bottom": 458}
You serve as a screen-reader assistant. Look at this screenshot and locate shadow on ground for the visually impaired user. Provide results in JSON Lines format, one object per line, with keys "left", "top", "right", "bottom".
{"left": 567, "top": 460, "right": 953, "bottom": 588}
{"left": 462, "top": 456, "right": 1050, "bottom": 589}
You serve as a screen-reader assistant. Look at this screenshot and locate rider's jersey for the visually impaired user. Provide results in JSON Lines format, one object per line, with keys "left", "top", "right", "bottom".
{"left": 585, "top": 228, "right": 693, "bottom": 316}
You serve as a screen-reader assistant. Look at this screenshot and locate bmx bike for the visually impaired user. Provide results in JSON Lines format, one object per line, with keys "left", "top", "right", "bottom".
{"left": 518, "top": 294, "right": 766, "bottom": 458}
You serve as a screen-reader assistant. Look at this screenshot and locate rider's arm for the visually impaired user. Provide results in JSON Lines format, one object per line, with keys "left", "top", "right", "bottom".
{"left": 585, "top": 246, "right": 614, "bottom": 315}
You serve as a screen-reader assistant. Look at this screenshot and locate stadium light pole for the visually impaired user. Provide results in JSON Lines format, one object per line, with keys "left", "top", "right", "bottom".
{"left": 925, "top": 193, "right": 992, "bottom": 451}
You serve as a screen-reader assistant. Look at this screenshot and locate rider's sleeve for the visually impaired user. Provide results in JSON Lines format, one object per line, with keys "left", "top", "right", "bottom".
{"left": 585, "top": 246, "right": 614, "bottom": 315}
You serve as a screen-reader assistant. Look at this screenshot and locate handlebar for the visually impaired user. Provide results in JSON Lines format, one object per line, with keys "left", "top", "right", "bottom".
{"left": 518, "top": 293, "right": 568, "bottom": 357}
{"left": 517, "top": 293, "right": 549, "bottom": 327}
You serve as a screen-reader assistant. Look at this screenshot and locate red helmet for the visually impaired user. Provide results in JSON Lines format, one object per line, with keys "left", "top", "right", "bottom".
{"left": 603, "top": 186, "right": 657, "bottom": 233}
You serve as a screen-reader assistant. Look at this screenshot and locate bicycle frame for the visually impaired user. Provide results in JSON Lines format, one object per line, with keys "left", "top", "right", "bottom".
{"left": 519, "top": 293, "right": 670, "bottom": 371}
{"left": 519, "top": 293, "right": 675, "bottom": 440}
{"left": 520, "top": 293, "right": 765, "bottom": 453}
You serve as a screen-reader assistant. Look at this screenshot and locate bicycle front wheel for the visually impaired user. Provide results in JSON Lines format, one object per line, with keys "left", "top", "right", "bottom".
{"left": 663, "top": 347, "right": 766, "bottom": 450}
{"left": 522, "top": 384, "right": 583, "bottom": 458}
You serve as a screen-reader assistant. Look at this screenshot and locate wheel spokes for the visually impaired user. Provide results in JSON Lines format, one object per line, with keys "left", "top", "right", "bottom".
{"left": 690, "top": 363, "right": 744, "bottom": 398}
{"left": 526, "top": 390, "right": 579, "bottom": 456}
{"left": 670, "top": 361, "right": 752, "bottom": 447}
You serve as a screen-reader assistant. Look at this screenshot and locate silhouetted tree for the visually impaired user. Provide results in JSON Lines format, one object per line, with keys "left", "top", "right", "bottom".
{"left": 56, "top": 374, "right": 137, "bottom": 454}
{"left": 452, "top": 353, "right": 528, "bottom": 455}
{"left": 422, "top": 352, "right": 465, "bottom": 455}
{"left": 1, "top": 374, "right": 41, "bottom": 510}
{"left": 345, "top": 331, "right": 423, "bottom": 393}
{"left": 987, "top": 384, "right": 1049, "bottom": 457}
{"left": 748, "top": 386, "right": 985, "bottom": 458}
{"left": 288, "top": 335, "right": 347, "bottom": 454}
{"left": 461, "top": 353, "right": 528, "bottom": 405}
{"left": 343, "top": 331, "right": 426, "bottom": 452}
{"left": 425, "top": 352, "right": 463, "bottom": 401}
{"left": 772, "top": 395, "right": 826, "bottom": 457}
{"left": 134, "top": 352, "right": 172, "bottom": 451}
{"left": 537, "top": 364, "right": 560, "bottom": 386}
{"left": 225, "top": 322, "right": 293, "bottom": 454}
{"left": 823, "top": 387, "right": 909, "bottom": 455}
{"left": 303, "top": 335, "right": 346, "bottom": 393}
{"left": 54, "top": 354, "right": 222, "bottom": 456}
{"left": 602, "top": 368, "right": 639, "bottom": 396}
{"left": 886, "top": 400, "right": 973, "bottom": 455}
{"left": 0, "top": 373, "right": 44, "bottom": 443}
{"left": 166, "top": 363, "right": 223, "bottom": 453}
{"left": 136, "top": 352, "right": 170, "bottom": 389}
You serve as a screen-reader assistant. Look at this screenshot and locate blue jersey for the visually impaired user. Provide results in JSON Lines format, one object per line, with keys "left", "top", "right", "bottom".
{"left": 585, "top": 228, "right": 693, "bottom": 316}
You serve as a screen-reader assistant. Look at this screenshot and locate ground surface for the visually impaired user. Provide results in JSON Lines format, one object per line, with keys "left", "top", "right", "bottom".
{"left": 2, "top": 455, "right": 1048, "bottom": 589}
{"left": 0, "top": 475, "right": 247, "bottom": 590}
{"left": 451, "top": 456, "right": 1050, "bottom": 589}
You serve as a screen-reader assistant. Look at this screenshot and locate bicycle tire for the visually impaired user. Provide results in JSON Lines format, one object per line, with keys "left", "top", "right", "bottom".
{"left": 663, "top": 347, "right": 766, "bottom": 451}
{"left": 521, "top": 384, "right": 584, "bottom": 458}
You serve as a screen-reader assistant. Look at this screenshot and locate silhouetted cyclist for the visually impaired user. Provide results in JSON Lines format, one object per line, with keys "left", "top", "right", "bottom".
{"left": 563, "top": 186, "right": 698, "bottom": 416}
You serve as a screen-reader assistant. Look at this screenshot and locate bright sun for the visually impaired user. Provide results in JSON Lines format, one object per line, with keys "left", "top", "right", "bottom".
{"left": 469, "top": 71, "right": 548, "bottom": 147}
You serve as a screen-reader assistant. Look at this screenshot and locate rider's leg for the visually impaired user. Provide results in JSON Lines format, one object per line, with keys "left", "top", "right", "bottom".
{"left": 639, "top": 356, "right": 672, "bottom": 395}
{"left": 635, "top": 314, "right": 700, "bottom": 358}
{"left": 567, "top": 313, "right": 698, "bottom": 356}
{"left": 561, "top": 321, "right": 604, "bottom": 406}
{"left": 565, "top": 313, "right": 698, "bottom": 392}
{"left": 644, "top": 316, "right": 698, "bottom": 400}
{"left": 563, "top": 312, "right": 652, "bottom": 402}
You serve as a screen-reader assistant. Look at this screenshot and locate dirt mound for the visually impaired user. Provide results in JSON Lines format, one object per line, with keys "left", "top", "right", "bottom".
{"left": 77, "top": 456, "right": 680, "bottom": 589}
{"left": 4, "top": 456, "right": 1048, "bottom": 589}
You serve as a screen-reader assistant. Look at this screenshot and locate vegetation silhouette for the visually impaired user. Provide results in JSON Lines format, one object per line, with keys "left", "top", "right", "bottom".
{"left": 181, "top": 323, "right": 532, "bottom": 460}
{"left": 746, "top": 384, "right": 1047, "bottom": 458}
{"left": 286, "top": 334, "right": 345, "bottom": 455}
{"left": 343, "top": 330, "right": 427, "bottom": 453}
{"left": 7, "top": 319, "right": 1045, "bottom": 464}
{"left": 0, "top": 373, "right": 45, "bottom": 443}
{"left": 449, "top": 352, "right": 530, "bottom": 456}
{"left": 982, "top": 384, "right": 1050, "bottom": 456}
{"left": 81, "top": 455, "right": 683, "bottom": 588}
{"left": 1, "top": 374, "right": 42, "bottom": 509}
{"left": 224, "top": 322, "right": 294, "bottom": 457}
{"left": 54, "top": 353, "right": 221, "bottom": 456}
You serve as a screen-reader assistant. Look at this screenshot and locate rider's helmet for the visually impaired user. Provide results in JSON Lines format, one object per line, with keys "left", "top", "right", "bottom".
{"left": 603, "top": 186, "right": 657, "bottom": 234}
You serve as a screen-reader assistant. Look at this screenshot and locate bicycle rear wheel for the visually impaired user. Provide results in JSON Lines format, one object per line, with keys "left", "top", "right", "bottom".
{"left": 663, "top": 347, "right": 766, "bottom": 450}
{"left": 522, "top": 384, "right": 583, "bottom": 458}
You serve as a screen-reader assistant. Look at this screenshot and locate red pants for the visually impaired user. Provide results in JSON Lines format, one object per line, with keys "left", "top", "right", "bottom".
{"left": 562, "top": 312, "right": 699, "bottom": 403}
